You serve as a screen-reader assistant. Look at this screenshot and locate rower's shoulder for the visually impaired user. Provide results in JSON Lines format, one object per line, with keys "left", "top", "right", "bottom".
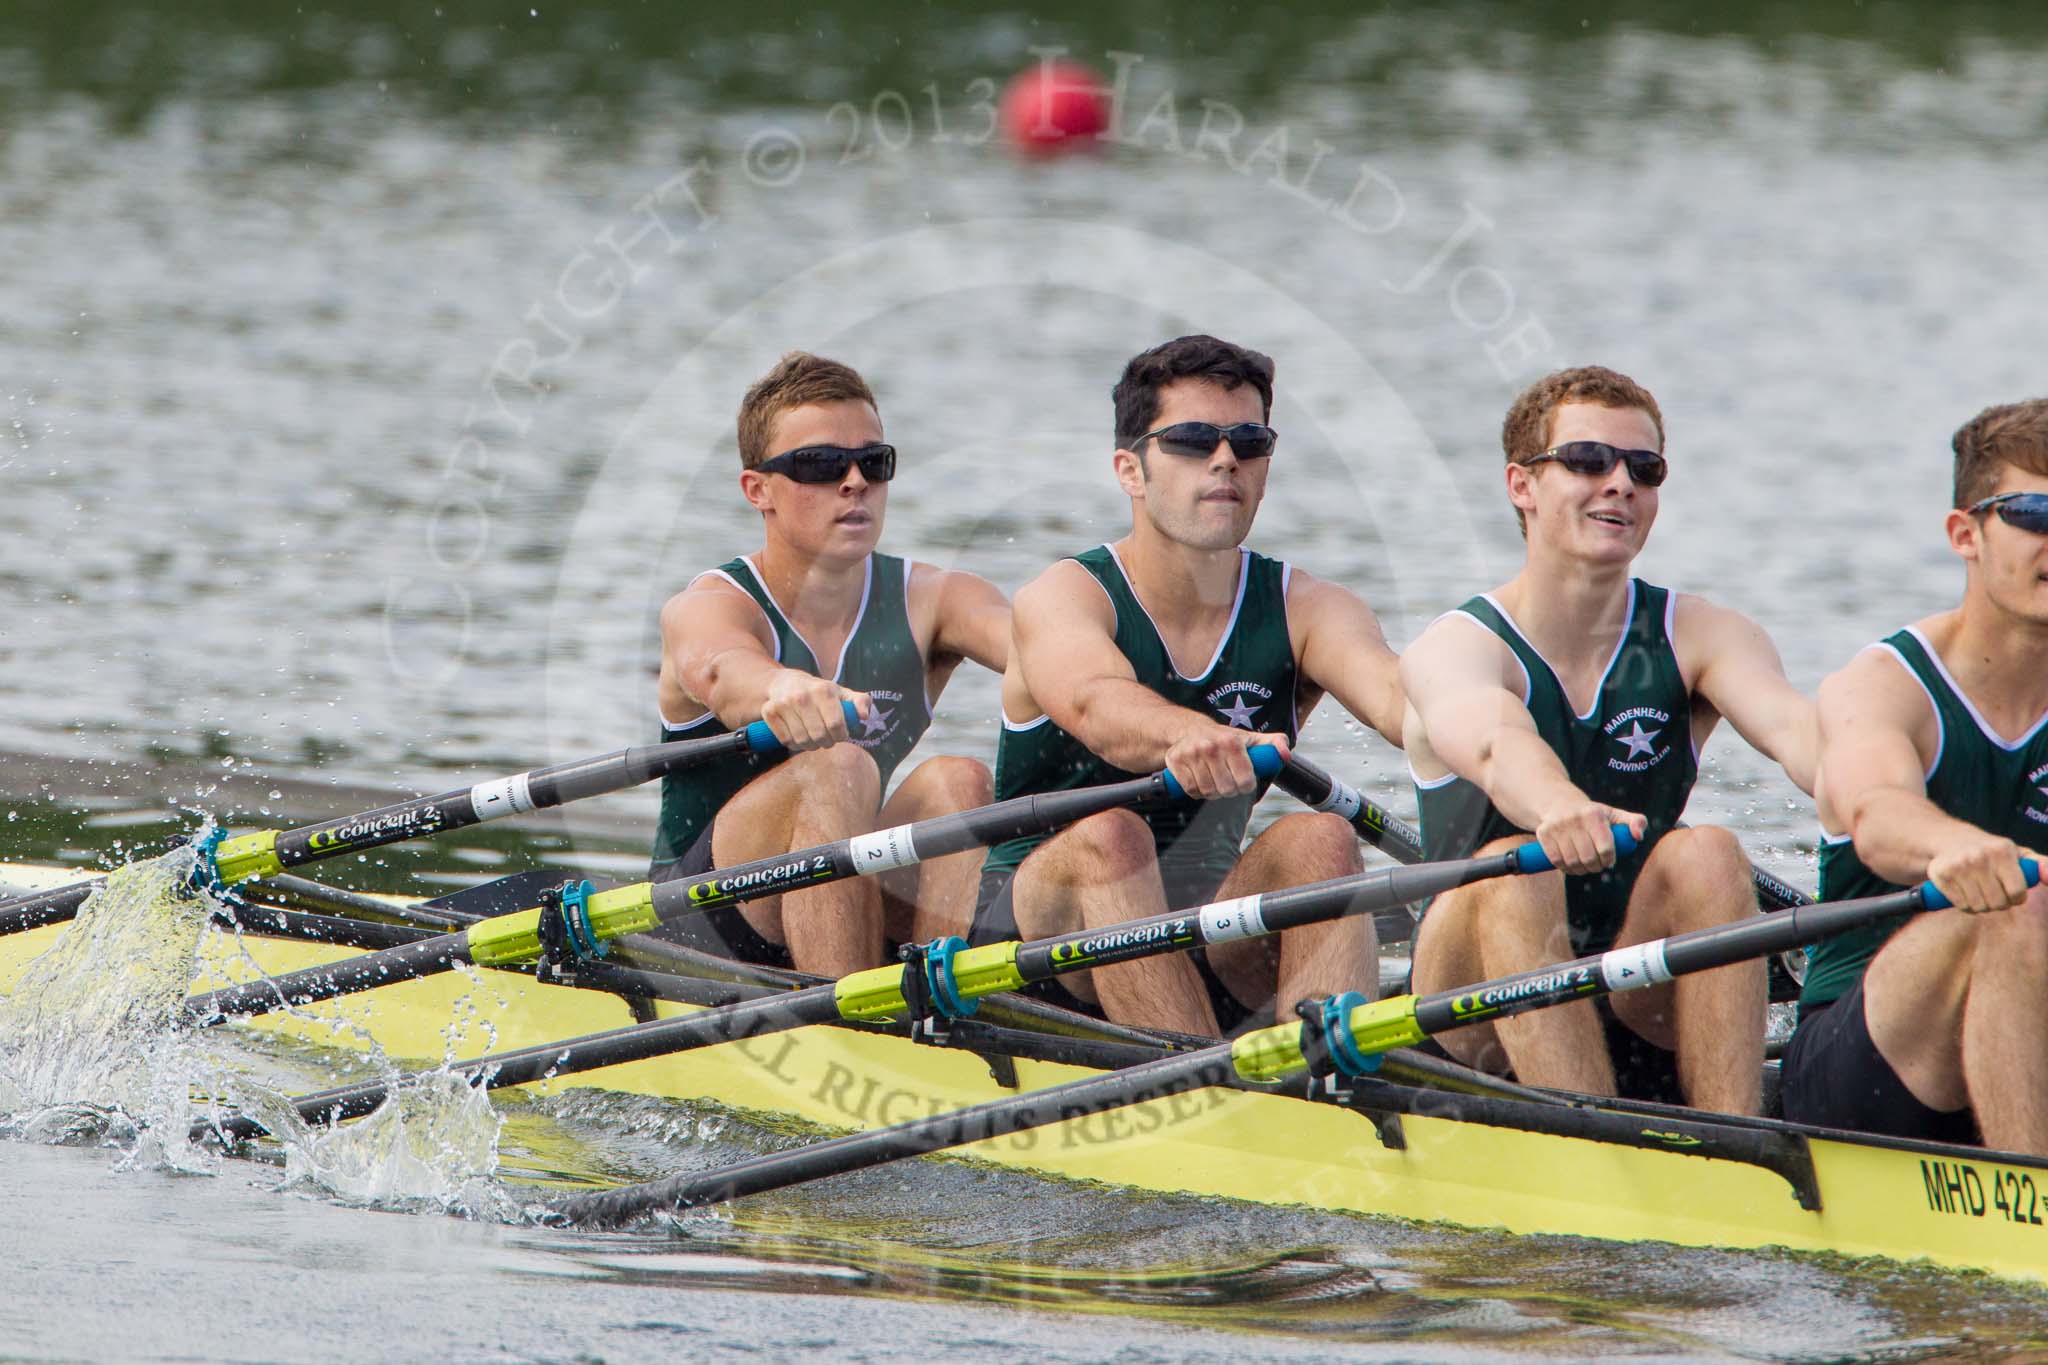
{"left": 1277, "top": 564, "right": 1390, "bottom": 638}
{"left": 902, "top": 556, "right": 997, "bottom": 595}
{"left": 659, "top": 567, "right": 769, "bottom": 643}
{"left": 903, "top": 559, "right": 1009, "bottom": 621}
{"left": 1408, "top": 592, "right": 1509, "bottom": 650}
{"left": 1401, "top": 598, "right": 1514, "bottom": 681}
{"left": 1664, "top": 588, "right": 1780, "bottom": 654}
{"left": 1011, "top": 556, "right": 1114, "bottom": 634}
{"left": 1013, "top": 555, "right": 1110, "bottom": 608}
{"left": 1822, "top": 618, "right": 1948, "bottom": 699}
{"left": 1816, "top": 626, "right": 1949, "bottom": 747}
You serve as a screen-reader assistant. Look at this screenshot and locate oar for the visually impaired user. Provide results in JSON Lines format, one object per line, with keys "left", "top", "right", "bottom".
{"left": 0, "top": 706, "right": 861, "bottom": 939}
{"left": 199, "top": 823, "right": 1594, "bottom": 1145}
{"left": 1270, "top": 754, "right": 1807, "bottom": 913}
{"left": 542, "top": 853, "right": 2034, "bottom": 1227}
{"left": 1272, "top": 753, "right": 1425, "bottom": 864}
{"left": 181, "top": 748, "right": 1288, "bottom": 1023}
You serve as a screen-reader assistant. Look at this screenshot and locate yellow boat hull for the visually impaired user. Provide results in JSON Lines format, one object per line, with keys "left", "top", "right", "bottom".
{"left": 2, "top": 862, "right": 2042, "bottom": 1286}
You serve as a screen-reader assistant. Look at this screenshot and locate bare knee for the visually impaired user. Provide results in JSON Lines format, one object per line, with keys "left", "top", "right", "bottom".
{"left": 1266, "top": 811, "right": 1363, "bottom": 877}
{"left": 1428, "top": 873, "right": 1573, "bottom": 967}
{"left": 1062, "top": 808, "right": 1159, "bottom": 884}
{"left": 1642, "top": 826, "right": 1754, "bottom": 922}
{"left": 784, "top": 743, "right": 882, "bottom": 811}
{"left": 906, "top": 754, "right": 992, "bottom": 811}
{"left": 1982, "top": 899, "right": 2048, "bottom": 971}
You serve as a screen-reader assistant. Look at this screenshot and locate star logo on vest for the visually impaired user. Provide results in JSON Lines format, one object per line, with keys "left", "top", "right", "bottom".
{"left": 1604, "top": 706, "right": 1674, "bottom": 774}
{"left": 1207, "top": 680, "right": 1275, "bottom": 732}
{"left": 2027, "top": 762, "right": 2048, "bottom": 827}
{"left": 855, "top": 689, "right": 904, "bottom": 748}
{"left": 1217, "top": 696, "right": 1263, "bottom": 729}
{"left": 1617, "top": 721, "right": 1661, "bottom": 759}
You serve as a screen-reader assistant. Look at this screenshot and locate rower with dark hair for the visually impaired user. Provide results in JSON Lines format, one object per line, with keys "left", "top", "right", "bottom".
{"left": 1784, "top": 399, "right": 2048, "bottom": 1155}
{"left": 1400, "top": 366, "right": 1816, "bottom": 1115}
{"left": 649, "top": 352, "right": 1009, "bottom": 976}
{"left": 970, "top": 334, "right": 1407, "bottom": 1036}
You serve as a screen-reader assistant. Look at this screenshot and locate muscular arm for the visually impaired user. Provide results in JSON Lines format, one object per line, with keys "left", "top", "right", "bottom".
{"left": 1013, "top": 561, "right": 1282, "bottom": 797}
{"left": 661, "top": 582, "right": 862, "bottom": 750}
{"left": 1820, "top": 649, "right": 2038, "bottom": 911}
{"left": 925, "top": 566, "right": 1011, "bottom": 674}
{"left": 1682, "top": 596, "right": 1819, "bottom": 796}
{"left": 1289, "top": 569, "right": 1404, "bottom": 745}
{"left": 1400, "top": 615, "right": 1642, "bottom": 871}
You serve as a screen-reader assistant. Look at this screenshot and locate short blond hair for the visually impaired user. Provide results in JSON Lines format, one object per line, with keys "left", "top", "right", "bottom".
{"left": 1952, "top": 399, "right": 2048, "bottom": 508}
{"left": 1501, "top": 365, "right": 1664, "bottom": 466}
{"left": 1500, "top": 366, "right": 1665, "bottom": 533}
{"left": 737, "top": 353, "right": 877, "bottom": 469}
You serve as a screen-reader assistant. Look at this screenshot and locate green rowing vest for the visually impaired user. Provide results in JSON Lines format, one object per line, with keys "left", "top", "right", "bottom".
{"left": 981, "top": 545, "right": 1300, "bottom": 897}
{"left": 1415, "top": 580, "right": 1697, "bottom": 956}
{"left": 649, "top": 553, "right": 931, "bottom": 870}
{"left": 1802, "top": 628, "right": 2048, "bottom": 1012}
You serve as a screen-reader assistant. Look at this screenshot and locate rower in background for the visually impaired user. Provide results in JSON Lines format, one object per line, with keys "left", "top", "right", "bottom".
{"left": 1400, "top": 366, "right": 1815, "bottom": 1115}
{"left": 649, "top": 352, "right": 1009, "bottom": 977}
{"left": 1784, "top": 399, "right": 2048, "bottom": 1155}
{"left": 972, "top": 335, "right": 1407, "bottom": 1036}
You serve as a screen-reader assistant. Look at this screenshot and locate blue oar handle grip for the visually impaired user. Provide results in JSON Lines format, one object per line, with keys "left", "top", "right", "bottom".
{"left": 743, "top": 701, "right": 865, "bottom": 755}
{"left": 1512, "top": 824, "right": 1640, "bottom": 875}
{"left": 1160, "top": 744, "right": 1283, "bottom": 801}
{"left": 1916, "top": 857, "right": 2043, "bottom": 911}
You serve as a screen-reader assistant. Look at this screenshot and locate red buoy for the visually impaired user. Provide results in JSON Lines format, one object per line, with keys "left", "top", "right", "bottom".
{"left": 999, "top": 61, "right": 1110, "bottom": 156}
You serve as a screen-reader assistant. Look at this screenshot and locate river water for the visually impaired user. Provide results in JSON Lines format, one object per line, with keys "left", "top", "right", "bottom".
{"left": 4, "top": 2, "right": 2048, "bottom": 1358}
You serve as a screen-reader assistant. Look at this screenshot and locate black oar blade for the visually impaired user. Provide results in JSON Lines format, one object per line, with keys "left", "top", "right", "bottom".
{"left": 0, "top": 880, "right": 96, "bottom": 937}
{"left": 199, "top": 982, "right": 846, "bottom": 1146}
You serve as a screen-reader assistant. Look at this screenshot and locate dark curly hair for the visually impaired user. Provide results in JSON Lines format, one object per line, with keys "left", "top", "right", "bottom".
{"left": 1112, "top": 335, "right": 1275, "bottom": 452}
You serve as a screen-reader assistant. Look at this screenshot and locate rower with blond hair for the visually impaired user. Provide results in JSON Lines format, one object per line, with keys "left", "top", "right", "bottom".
{"left": 1400, "top": 365, "right": 1816, "bottom": 1114}
{"left": 648, "top": 352, "right": 1009, "bottom": 976}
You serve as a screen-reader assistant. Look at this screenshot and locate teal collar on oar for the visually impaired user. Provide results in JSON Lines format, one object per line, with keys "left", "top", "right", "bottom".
{"left": 0, "top": 707, "right": 837, "bottom": 941}
{"left": 206, "top": 815, "right": 1578, "bottom": 1161}
{"left": 1267, "top": 856, "right": 2044, "bottom": 1089}
{"left": 542, "top": 834, "right": 2044, "bottom": 1232}
{"left": 536, "top": 824, "right": 1624, "bottom": 1228}
{"left": 180, "top": 745, "right": 1287, "bottom": 1024}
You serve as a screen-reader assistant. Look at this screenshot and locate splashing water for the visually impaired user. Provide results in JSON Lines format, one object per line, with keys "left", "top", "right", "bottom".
{"left": 233, "top": 1067, "right": 512, "bottom": 1217}
{"left": 0, "top": 849, "right": 221, "bottom": 1167}
{"left": 0, "top": 845, "right": 515, "bottom": 1212}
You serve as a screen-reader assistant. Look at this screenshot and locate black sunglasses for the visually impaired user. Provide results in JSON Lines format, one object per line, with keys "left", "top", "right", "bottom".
{"left": 754, "top": 443, "right": 896, "bottom": 484}
{"left": 1523, "top": 440, "right": 1668, "bottom": 488}
{"left": 1134, "top": 421, "right": 1278, "bottom": 461}
{"left": 1968, "top": 491, "right": 2048, "bottom": 534}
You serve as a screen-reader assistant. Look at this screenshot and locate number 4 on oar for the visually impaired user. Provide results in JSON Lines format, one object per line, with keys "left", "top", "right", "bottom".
{"left": 543, "top": 855, "right": 2036, "bottom": 1228}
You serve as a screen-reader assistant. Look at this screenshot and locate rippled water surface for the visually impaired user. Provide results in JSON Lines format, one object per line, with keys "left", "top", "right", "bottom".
{"left": 5, "top": 2, "right": 2048, "bottom": 1358}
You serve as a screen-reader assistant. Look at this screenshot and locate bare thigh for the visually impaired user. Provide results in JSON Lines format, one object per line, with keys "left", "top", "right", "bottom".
{"left": 1410, "top": 836, "right": 1571, "bottom": 1072}
{"left": 709, "top": 744, "right": 881, "bottom": 944}
{"left": 1202, "top": 811, "right": 1369, "bottom": 1012}
{"left": 1005, "top": 808, "right": 1170, "bottom": 1007}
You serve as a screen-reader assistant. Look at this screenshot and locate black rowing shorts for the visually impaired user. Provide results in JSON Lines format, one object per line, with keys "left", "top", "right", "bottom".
{"left": 646, "top": 819, "right": 797, "bottom": 970}
{"left": 1781, "top": 977, "right": 1978, "bottom": 1144}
